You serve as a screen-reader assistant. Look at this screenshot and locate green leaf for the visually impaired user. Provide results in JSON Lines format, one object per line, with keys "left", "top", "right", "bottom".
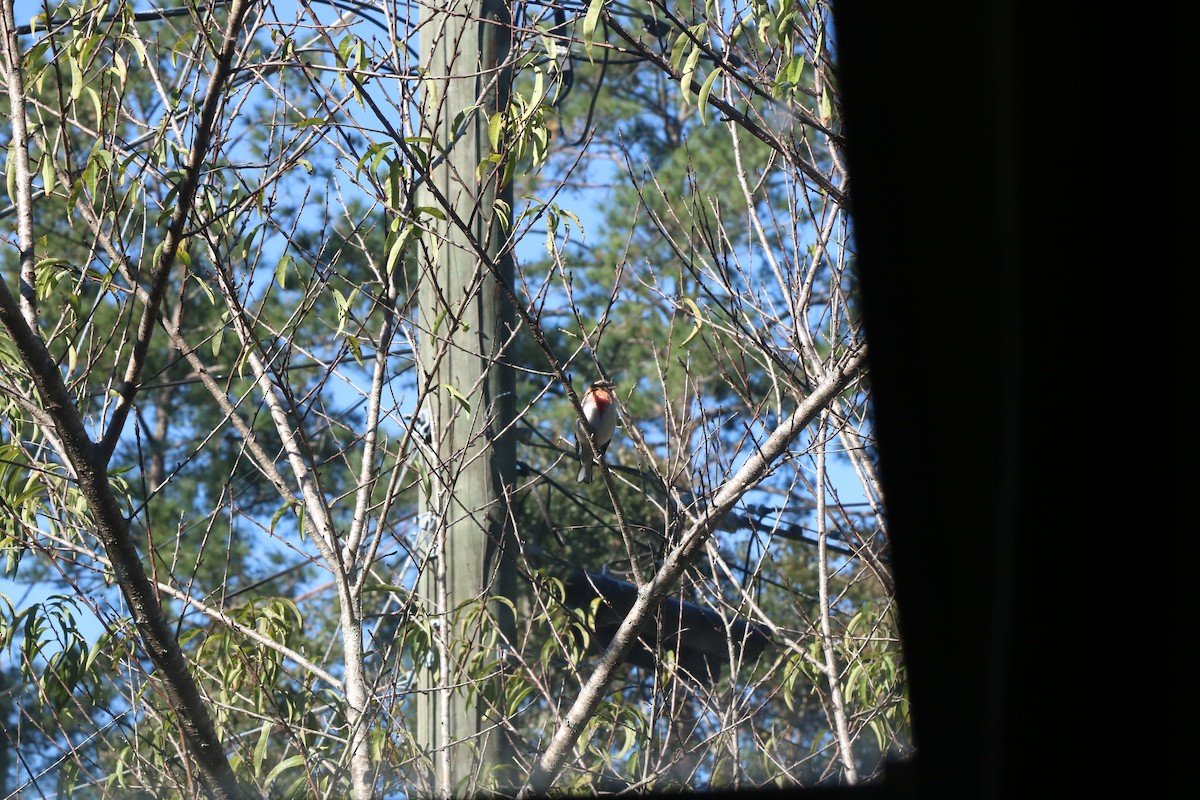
{"left": 386, "top": 157, "right": 402, "bottom": 208}
{"left": 178, "top": 627, "right": 203, "bottom": 647}
{"left": 386, "top": 226, "right": 413, "bottom": 273}
{"left": 263, "top": 753, "right": 306, "bottom": 787}
{"left": 581, "top": 0, "right": 605, "bottom": 61}
{"left": 669, "top": 29, "right": 691, "bottom": 74}
{"left": 488, "top": 111, "right": 505, "bottom": 152}
{"left": 253, "top": 722, "right": 272, "bottom": 775}
{"left": 786, "top": 55, "right": 805, "bottom": 86}
{"left": 442, "top": 383, "right": 471, "bottom": 417}
{"left": 126, "top": 34, "right": 149, "bottom": 67}
{"left": 680, "top": 297, "right": 704, "bottom": 345}
{"left": 68, "top": 54, "right": 84, "bottom": 101}
{"left": 332, "top": 288, "right": 352, "bottom": 337}
{"left": 111, "top": 51, "right": 127, "bottom": 86}
{"left": 40, "top": 151, "right": 55, "bottom": 197}
{"left": 452, "top": 104, "right": 480, "bottom": 133}
{"left": 275, "top": 253, "right": 293, "bottom": 290}
{"left": 697, "top": 67, "right": 721, "bottom": 125}
{"left": 614, "top": 720, "right": 636, "bottom": 759}
{"left": 354, "top": 142, "right": 389, "bottom": 180}
{"left": 680, "top": 44, "right": 703, "bottom": 108}
{"left": 83, "top": 630, "right": 114, "bottom": 673}
{"left": 507, "top": 683, "right": 534, "bottom": 716}
{"left": 526, "top": 67, "right": 546, "bottom": 118}
{"left": 86, "top": 87, "right": 104, "bottom": 128}
{"left": 414, "top": 205, "right": 446, "bottom": 221}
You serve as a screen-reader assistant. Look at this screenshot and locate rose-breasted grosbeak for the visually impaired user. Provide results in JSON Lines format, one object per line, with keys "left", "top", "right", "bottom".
{"left": 575, "top": 379, "right": 617, "bottom": 484}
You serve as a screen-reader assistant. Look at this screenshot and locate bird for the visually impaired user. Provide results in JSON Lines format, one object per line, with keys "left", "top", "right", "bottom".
{"left": 575, "top": 379, "right": 617, "bottom": 484}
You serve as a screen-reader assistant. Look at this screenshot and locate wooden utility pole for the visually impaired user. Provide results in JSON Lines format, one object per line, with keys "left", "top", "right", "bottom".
{"left": 415, "top": 0, "right": 516, "bottom": 795}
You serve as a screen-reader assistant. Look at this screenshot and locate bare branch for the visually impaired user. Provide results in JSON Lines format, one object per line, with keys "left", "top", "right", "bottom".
{"left": 0, "top": 0, "right": 38, "bottom": 330}
{"left": 99, "top": 0, "right": 255, "bottom": 462}
{"left": 0, "top": 0, "right": 256, "bottom": 796}
{"left": 518, "top": 344, "right": 869, "bottom": 798}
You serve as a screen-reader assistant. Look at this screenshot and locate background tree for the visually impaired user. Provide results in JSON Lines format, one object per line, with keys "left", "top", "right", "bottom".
{"left": 0, "top": 0, "right": 905, "bottom": 797}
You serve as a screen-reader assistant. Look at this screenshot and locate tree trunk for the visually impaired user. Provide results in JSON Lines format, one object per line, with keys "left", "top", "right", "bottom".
{"left": 416, "top": 0, "right": 516, "bottom": 795}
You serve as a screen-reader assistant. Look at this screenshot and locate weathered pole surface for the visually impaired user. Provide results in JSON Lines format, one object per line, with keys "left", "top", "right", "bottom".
{"left": 415, "top": 0, "right": 516, "bottom": 795}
